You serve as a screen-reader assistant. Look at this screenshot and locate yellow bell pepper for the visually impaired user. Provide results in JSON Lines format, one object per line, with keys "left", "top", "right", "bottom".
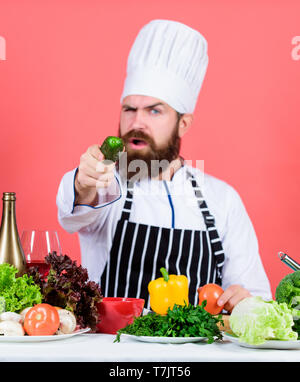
{"left": 148, "top": 268, "right": 189, "bottom": 315}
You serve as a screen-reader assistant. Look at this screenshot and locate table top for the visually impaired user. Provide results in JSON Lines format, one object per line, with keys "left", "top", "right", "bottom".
{"left": 0, "top": 333, "right": 299, "bottom": 362}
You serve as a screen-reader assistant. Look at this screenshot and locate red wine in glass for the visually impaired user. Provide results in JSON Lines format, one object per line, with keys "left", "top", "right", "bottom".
{"left": 21, "top": 230, "right": 62, "bottom": 276}
{"left": 26, "top": 261, "right": 50, "bottom": 277}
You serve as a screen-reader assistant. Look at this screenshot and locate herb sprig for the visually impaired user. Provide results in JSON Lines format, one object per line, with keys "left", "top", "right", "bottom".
{"left": 115, "top": 302, "right": 223, "bottom": 343}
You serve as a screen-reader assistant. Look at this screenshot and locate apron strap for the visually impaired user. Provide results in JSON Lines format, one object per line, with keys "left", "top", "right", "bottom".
{"left": 185, "top": 170, "right": 216, "bottom": 229}
{"left": 120, "top": 180, "right": 134, "bottom": 221}
{"left": 186, "top": 170, "right": 225, "bottom": 282}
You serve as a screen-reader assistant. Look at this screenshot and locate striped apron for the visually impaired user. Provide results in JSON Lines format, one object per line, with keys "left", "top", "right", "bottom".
{"left": 100, "top": 170, "right": 225, "bottom": 308}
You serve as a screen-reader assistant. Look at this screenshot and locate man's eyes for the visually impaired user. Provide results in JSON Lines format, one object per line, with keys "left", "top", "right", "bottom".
{"left": 150, "top": 108, "right": 160, "bottom": 115}
{"left": 123, "top": 108, "right": 161, "bottom": 114}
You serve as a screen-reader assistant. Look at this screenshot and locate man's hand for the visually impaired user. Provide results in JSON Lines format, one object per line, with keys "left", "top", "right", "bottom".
{"left": 217, "top": 284, "right": 251, "bottom": 313}
{"left": 74, "top": 144, "right": 116, "bottom": 206}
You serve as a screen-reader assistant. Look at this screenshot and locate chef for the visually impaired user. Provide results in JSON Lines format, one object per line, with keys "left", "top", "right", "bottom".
{"left": 56, "top": 19, "right": 272, "bottom": 311}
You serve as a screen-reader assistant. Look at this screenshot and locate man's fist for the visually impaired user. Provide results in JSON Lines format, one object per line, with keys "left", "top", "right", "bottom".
{"left": 74, "top": 144, "right": 116, "bottom": 205}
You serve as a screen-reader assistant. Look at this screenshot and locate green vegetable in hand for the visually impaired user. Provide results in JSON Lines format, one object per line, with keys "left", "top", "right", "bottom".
{"left": 275, "top": 270, "right": 300, "bottom": 336}
{"left": 229, "top": 296, "right": 298, "bottom": 345}
{"left": 0, "top": 263, "right": 42, "bottom": 312}
{"left": 115, "top": 302, "right": 223, "bottom": 344}
{"left": 100, "top": 136, "right": 124, "bottom": 162}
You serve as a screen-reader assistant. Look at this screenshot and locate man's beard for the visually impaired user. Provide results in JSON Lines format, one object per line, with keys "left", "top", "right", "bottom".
{"left": 117, "top": 121, "right": 181, "bottom": 181}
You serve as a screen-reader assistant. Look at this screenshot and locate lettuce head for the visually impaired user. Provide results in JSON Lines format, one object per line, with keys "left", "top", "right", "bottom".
{"left": 229, "top": 296, "right": 298, "bottom": 345}
{"left": 0, "top": 263, "right": 42, "bottom": 312}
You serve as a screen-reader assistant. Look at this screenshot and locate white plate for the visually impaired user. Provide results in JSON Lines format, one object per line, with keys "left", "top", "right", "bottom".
{"left": 223, "top": 332, "right": 300, "bottom": 349}
{"left": 120, "top": 334, "right": 208, "bottom": 344}
{"left": 0, "top": 328, "right": 90, "bottom": 342}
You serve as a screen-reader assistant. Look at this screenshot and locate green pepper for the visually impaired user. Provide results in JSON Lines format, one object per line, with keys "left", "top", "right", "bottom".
{"left": 100, "top": 136, "right": 124, "bottom": 162}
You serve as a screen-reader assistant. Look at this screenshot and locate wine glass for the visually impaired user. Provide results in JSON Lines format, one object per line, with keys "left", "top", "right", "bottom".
{"left": 21, "top": 230, "right": 62, "bottom": 276}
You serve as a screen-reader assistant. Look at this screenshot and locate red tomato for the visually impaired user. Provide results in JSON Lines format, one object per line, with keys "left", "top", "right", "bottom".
{"left": 197, "top": 283, "right": 224, "bottom": 315}
{"left": 24, "top": 303, "right": 60, "bottom": 336}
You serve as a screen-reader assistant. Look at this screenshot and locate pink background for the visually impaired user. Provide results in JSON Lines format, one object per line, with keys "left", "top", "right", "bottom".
{"left": 0, "top": 0, "right": 299, "bottom": 298}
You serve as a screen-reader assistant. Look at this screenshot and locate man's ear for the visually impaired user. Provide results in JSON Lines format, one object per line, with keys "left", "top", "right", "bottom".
{"left": 178, "top": 114, "right": 193, "bottom": 138}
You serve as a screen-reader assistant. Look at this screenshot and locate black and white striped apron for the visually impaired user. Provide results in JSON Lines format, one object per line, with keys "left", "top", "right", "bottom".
{"left": 100, "top": 170, "right": 225, "bottom": 308}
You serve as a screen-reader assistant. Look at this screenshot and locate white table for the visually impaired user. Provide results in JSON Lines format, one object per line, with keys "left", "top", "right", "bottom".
{"left": 0, "top": 333, "right": 299, "bottom": 362}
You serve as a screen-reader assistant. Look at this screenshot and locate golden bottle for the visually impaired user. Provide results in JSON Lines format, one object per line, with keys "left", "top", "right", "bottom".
{"left": 0, "top": 192, "right": 26, "bottom": 276}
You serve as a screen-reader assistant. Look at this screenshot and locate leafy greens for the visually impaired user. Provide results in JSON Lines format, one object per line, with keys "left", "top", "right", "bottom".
{"left": 275, "top": 270, "right": 300, "bottom": 336}
{"left": 0, "top": 263, "right": 42, "bottom": 312}
{"left": 27, "top": 252, "right": 103, "bottom": 331}
{"left": 229, "top": 296, "right": 298, "bottom": 345}
{"left": 115, "top": 302, "right": 223, "bottom": 343}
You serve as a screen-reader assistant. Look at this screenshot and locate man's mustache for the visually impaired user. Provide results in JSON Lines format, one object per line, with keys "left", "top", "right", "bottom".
{"left": 120, "top": 130, "right": 155, "bottom": 148}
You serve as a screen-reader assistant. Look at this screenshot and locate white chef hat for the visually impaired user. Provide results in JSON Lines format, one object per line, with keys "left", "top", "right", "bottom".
{"left": 120, "top": 19, "right": 209, "bottom": 114}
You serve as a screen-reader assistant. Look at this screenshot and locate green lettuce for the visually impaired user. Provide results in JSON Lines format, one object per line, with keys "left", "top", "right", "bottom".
{"left": 0, "top": 296, "right": 5, "bottom": 314}
{"left": 0, "top": 263, "right": 42, "bottom": 312}
{"left": 229, "top": 296, "right": 298, "bottom": 345}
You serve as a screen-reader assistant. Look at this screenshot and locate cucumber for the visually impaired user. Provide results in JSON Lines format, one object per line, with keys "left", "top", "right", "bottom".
{"left": 100, "top": 136, "right": 124, "bottom": 162}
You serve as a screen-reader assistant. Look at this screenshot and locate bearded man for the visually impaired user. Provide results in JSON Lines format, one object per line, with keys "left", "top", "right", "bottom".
{"left": 56, "top": 20, "right": 271, "bottom": 311}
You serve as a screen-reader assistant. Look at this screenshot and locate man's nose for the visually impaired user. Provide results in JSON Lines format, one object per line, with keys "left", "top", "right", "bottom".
{"left": 131, "top": 110, "right": 147, "bottom": 129}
